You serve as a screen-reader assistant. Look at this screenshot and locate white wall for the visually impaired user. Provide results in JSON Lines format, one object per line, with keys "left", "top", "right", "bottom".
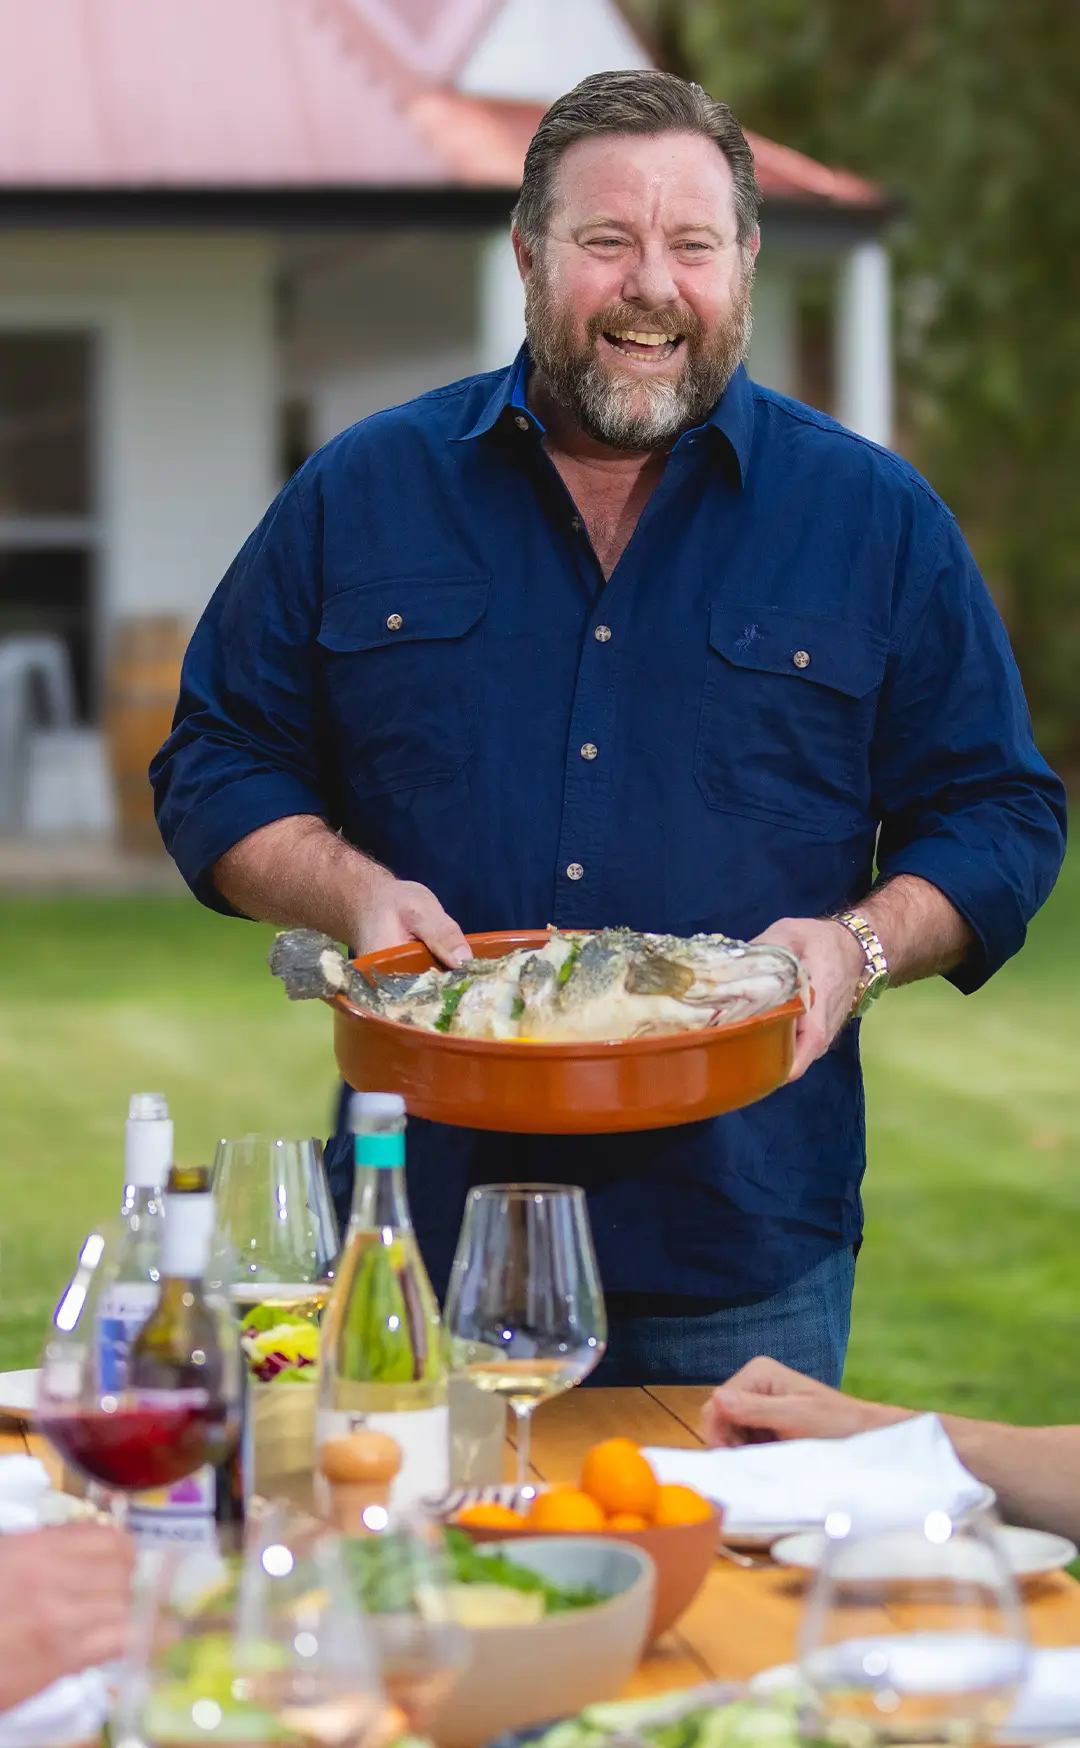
{"left": 0, "top": 231, "right": 276, "bottom": 628}
{"left": 746, "top": 260, "right": 798, "bottom": 396}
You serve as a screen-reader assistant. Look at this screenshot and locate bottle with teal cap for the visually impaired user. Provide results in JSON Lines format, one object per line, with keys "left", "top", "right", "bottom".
{"left": 317, "top": 1092, "right": 448, "bottom": 1507}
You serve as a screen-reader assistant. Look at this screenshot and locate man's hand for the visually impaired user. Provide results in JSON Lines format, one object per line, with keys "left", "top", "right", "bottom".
{"left": 0, "top": 1524, "right": 136, "bottom": 1712}
{"left": 213, "top": 817, "right": 471, "bottom": 968}
{"left": 352, "top": 870, "right": 471, "bottom": 967}
{"left": 702, "top": 1356, "right": 907, "bottom": 1448}
{"left": 752, "top": 917, "right": 865, "bottom": 1080}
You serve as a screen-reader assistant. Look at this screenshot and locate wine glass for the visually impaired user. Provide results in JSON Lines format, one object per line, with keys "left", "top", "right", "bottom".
{"left": 799, "top": 1511, "right": 1029, "bottom": 1747}
{"left": 341, "top": 1510, "right": 470, "bottom": 1737}
{"left": 124, "top": 1507, "right": 386, "bottom": 1748}
{"left": 213, "top": 1136, "right": 340, "bottom": 1501}
{"left": 444, "top": 1184, "right": 607, "bottom": 1490}
{"left": 37, "top": 1226, "right": 242, "bottom": 1515}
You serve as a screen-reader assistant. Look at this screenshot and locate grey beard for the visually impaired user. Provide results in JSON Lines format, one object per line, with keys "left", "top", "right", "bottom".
{"left": 525, "top": 277, "right": 753, "bottom": 451}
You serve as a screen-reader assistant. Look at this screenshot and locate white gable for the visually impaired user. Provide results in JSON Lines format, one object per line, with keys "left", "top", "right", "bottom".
{"left": 457, "top": 0, "right": 652, "bottom": 103}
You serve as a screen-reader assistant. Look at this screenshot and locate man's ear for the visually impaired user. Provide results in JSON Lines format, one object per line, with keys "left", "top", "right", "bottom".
{"left": 511, "top": 224, "right": 534, "bottom": 283}
{"left": 749, "top": 227, "right": 761, "bottom": 263}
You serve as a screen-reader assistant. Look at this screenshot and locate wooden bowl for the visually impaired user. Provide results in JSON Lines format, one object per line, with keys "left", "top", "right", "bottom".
{"left": 331, "top": 931, "right": 801, "bottom": 1134}
{"left": 454, "top": 1506, "right": 722, "bottom": 1642}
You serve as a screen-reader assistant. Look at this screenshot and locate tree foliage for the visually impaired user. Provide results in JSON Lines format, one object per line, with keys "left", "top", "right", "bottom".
{"left": 632, "top": 0, "right": 1080, "bottom": 762}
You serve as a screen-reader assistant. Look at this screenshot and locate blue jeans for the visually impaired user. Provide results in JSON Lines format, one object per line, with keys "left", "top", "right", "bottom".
{"left": 585, "top": 1246, "right": 856, "bottom": 1388}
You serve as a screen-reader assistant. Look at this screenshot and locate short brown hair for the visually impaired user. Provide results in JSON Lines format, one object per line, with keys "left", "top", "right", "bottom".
{"left": 513, "top": 69, "right": 761, "bottom": 249}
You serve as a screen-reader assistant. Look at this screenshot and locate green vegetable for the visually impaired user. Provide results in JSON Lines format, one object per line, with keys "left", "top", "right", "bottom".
{"left": 434, "top": 979, "right": 471, "bottom": 1032}
{"left": 557, "top": 941, "right": 584, "bottom": 986}
{"left": 511, "top": 994, "right": 525, "bottom": 1019}
{"left": 341, "top": 1527, "right": 602, "bottom": 1618}
{"left": 444, "top": 1527, "right": 602, "bottom": 1613}
{"left": 535, "top": 1694, "right": 805, "bottom": 1748}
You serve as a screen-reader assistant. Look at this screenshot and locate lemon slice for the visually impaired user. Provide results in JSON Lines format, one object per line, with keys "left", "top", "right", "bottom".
{"left": 418, "top": 1582, "right": 545, "bottom": 1627}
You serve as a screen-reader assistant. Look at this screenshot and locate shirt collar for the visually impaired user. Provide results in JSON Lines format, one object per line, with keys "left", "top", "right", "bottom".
{"left": 456, "top": 342, "right": 754, "bottom": 485}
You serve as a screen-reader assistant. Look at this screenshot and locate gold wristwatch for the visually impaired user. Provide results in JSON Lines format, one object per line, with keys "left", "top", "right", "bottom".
{"left": 829, "top": 909, "right": 890, "bottom": 1019}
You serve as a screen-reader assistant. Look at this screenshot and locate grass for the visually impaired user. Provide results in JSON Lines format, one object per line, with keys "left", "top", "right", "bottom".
{"left": 1, "top": 858, "right": 1077, "bottom": 1428}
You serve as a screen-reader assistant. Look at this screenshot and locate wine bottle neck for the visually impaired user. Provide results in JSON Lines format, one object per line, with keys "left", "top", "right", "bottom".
{"left": 349, "top": 1164, "right": 413, "bottom": 1233}
{"left": 160, "top": 1191, "right": 215, "bottom": 1278}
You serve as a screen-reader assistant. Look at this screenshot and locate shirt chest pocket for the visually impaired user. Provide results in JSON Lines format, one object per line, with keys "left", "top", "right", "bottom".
{"left": 317, "top": 576, "right": 488, "bottom": 799}
{"left": 694, "top": 604, "right": 888, "bottom": 835}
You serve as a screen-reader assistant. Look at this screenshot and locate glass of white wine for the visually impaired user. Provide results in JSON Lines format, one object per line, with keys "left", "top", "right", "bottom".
{"left": 213, "top": 1136, "right": 340, "bottom": 1501}
{"left": 444, "top": 1184, "right": 607, "bottom": 1489}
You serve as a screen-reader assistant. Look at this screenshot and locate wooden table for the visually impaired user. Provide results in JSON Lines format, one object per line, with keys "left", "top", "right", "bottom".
{"left": 8, "top": 1387, "right": 1080, "bottom": 1697}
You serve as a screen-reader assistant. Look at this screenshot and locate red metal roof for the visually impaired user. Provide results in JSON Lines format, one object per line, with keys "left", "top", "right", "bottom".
{"left": 0, "top": 0, "right": 886, "bottom": 209}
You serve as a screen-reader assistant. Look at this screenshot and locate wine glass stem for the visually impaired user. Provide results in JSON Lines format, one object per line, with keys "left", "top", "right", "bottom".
{"left": 511, "top": 1403, "right": 533, "bottom": 1491}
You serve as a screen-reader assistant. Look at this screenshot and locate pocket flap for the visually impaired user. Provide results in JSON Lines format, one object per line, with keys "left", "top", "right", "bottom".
{"left": 708, "top": 603, "right": 887, "bottom": 699}
{"left": 318, "top": 577, "right": 489, "bottom": 652}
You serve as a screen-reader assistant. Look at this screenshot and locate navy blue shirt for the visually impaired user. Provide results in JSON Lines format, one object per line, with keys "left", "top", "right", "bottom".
{"left": 153, "top": 350, "right": 1066, "bottom": 1303}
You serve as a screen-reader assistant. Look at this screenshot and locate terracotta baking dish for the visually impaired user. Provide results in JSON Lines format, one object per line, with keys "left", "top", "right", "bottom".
{"left": 330, "top": 930, "right": 802, "bottom": 1134}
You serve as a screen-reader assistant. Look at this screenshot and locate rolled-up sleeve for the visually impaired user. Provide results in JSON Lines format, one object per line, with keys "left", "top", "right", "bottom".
{"left": 872, "top": 513, "right": 1067, "bottom": 991}
{"left": 151, "top": 473, "right": 327, "bottom": 913}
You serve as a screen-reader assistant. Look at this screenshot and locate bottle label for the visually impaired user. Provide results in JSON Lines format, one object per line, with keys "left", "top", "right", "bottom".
{"left": 161, "top": 1192, "right": 215, "bottom": 1277}
{"left": 127, "top": 1463, "right": 217, "bottom": 1545}
{"left": 96, "top": 1281, "right": 159, "bottom": 1393}
{"left": 319, "top": 1405, "right": 450, "bottom": 1509}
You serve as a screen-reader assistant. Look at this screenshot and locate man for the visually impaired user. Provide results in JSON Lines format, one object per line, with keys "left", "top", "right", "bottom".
{"left": 703, "top": 1356, "right": 1080, "bottom": 1542}
{"left": 152, "top": 70, "right": 1065, "bottom": 1387}
{"left": 0, "top": 1524, "right": 134, "bottom": 1713}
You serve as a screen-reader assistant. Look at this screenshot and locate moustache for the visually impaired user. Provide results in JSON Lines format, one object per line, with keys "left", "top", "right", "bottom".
{"left": 585, "top": 304, "right": 706, "bottom": 346}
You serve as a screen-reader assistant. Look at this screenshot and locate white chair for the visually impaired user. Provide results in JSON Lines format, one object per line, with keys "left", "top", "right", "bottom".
{"left": 0, "top": 635, "right": 114, "bottom": 833}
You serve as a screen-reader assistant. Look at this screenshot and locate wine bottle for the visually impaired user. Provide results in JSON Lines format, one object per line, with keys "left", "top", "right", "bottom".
{"left": 127, "top": 1164, "right": 247, "bottom": 1548}
{"left": 95, "top": 1093, "right": 171, "bottom": 1393}
{"left": 318, "top": 1093, "right": 449, "bottom": 1508}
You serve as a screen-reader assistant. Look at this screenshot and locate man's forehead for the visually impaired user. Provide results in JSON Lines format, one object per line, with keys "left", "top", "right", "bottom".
{"left": 550, "top": 130, "right": 736, "bottom": 227}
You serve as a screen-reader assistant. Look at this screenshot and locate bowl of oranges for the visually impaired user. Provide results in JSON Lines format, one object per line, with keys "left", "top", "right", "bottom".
{"left": 451, "top": 1438, "right": 721, "bottom": 1641}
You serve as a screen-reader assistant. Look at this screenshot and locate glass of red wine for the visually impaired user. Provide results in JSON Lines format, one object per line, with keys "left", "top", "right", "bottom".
{"left": 37, "top": 1205, "right": 242, "bottom": 1513}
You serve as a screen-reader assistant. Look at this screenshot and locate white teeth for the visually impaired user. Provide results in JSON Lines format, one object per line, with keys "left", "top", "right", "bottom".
{"left": 611, "top": 330, "right": 677, "bottom": 347}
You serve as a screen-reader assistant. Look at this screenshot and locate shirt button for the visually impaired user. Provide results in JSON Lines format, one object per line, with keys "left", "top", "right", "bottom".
{"left": 594, "top": 624, "right": 612, "bottom": 643}
{"left": 793, "top": 649, "right": 810, "bottom": 669}
{"left": 580, "top": 742, "right": 598, "bottom": 761}
{"left": 566, "top": 862, "right": 584, "bottom": 881}
{"left": 514, "top": 415, "right": 530, "bottom": 431}
{"left": 571, "top": 517, "right": 583, "bottom": 533}
{"left": 386, "top": 613, "right": 403, "bottom": 631}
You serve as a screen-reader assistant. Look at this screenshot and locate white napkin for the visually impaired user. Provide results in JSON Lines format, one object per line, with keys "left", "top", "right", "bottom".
{"left": 0, "top": 1670, "right": 111, "bottom": 1748}
{"left": 0, "top": 1456, "right": 51, "bottom": 1533}
{"left": 644, "top": 1414, "right": 987, "bottom": 1534}
{"left": 1006, "top": 1648, "right": 1080, "bottom": 1737}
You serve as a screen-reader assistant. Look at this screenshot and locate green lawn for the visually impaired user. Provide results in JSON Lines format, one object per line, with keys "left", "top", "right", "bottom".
{"left": 1, "top": 860, "right": 1077, "bottom": 1426}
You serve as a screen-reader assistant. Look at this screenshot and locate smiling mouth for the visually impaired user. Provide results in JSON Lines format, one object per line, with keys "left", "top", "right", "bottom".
{"left": 602, "top": 329, "right": 684, "bottom": 361}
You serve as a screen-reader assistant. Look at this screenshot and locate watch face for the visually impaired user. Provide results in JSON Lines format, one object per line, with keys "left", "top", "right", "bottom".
{"left": 855, "top": 970, "right": 889, "bottom": 1016}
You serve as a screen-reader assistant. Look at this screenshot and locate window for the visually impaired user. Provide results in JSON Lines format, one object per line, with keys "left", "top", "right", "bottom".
{"left": 0, "top": 332, "right": 97, "bottom": 720}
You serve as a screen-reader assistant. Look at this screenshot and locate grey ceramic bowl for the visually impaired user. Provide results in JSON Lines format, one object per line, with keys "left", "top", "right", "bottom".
{"left": 429, "top": 1536, "right": 656, "bottom": 1748}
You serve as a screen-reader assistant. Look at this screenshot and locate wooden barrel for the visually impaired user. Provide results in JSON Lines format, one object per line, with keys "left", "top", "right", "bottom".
{"left": 105, "top": 616, "right": 190, "bottom": 855}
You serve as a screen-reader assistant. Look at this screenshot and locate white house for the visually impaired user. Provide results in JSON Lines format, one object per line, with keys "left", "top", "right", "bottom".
{"left": 0, "top": 0, "right": 892, "bottom": 844}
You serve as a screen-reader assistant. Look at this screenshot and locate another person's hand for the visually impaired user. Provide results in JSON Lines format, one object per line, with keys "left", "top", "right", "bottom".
{"left": 702, "top": 1356, "right": 908, "bottom": 1448}
{"left": 0, "top": 1524, "right": 136, "bottom": 1713}
{"left": 353, "top": 869, "right": 471, "bottom": 968}
{"left": 751, "top": 917, "right": 866, "bottom": 1080}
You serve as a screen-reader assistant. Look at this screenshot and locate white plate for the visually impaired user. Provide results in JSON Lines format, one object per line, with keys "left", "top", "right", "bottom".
{"left": 770, "top": 1522, "right": 1077, "bottom": 1579}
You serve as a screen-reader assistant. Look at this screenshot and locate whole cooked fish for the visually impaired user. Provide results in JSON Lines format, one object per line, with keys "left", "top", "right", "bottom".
{"left": 268, "top": 926, "right": 807, "bottom": 1043}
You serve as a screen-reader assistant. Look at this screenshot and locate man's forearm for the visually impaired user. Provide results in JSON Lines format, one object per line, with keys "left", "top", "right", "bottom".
{"left": 212, "top": 815, "right": 390, "bottom": 944}
{"left": 937, "top": 1416, "right": 1080, "bottom": 1540}
{"left": 858, "top": 874, "right": 975, "bottom": 986}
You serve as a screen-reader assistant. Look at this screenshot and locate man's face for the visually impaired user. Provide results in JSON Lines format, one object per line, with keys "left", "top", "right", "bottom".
{"left": 518, "top": 130, "right": 756, "bottom": 450}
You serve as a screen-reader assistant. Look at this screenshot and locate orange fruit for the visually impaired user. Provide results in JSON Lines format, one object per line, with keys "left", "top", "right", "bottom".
{"left": 652, "top": 1483, "right": 714, "bottom": 1527}
{"left": 580, "top": 1437, "right": 660, "bottom": 1519}
{"left": 527, "top": 1487, "right": 607, "bottom": 1532}
{"left": 606, "top": 1511, "right": 649, "bottom": 1532}
{"left": 454, "top": 1502, "right": 525, "bottom": 1530}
